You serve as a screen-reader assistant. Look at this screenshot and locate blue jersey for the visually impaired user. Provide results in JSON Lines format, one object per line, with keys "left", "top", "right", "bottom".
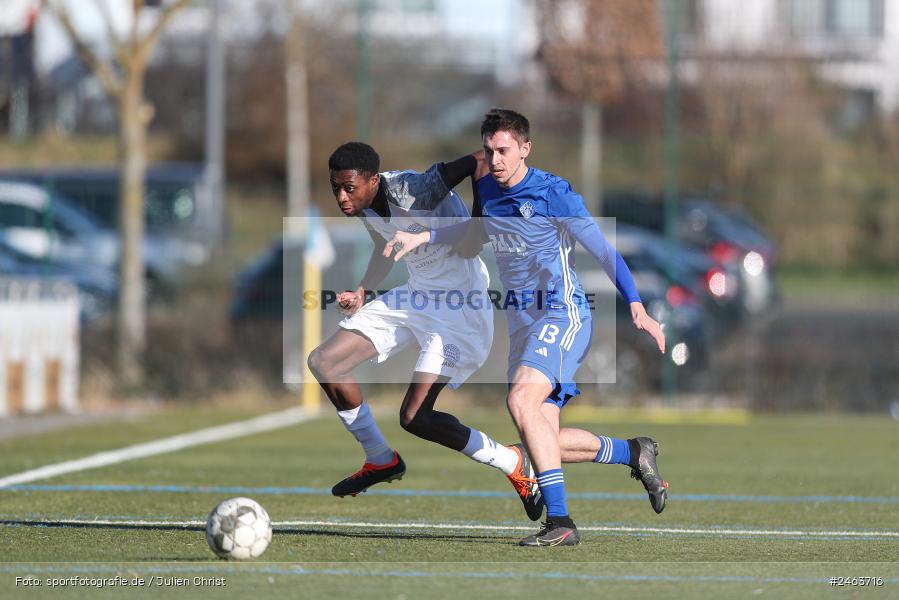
{"left": 475, "top": 167, "right": 638, "bottom": 335}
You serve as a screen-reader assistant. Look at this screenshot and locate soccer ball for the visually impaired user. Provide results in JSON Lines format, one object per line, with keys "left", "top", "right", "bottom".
{"left": 205, "top": 497, "right": 272, "bottom": 560}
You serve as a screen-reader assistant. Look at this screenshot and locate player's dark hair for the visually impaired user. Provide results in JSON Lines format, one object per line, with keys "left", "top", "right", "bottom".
{"left": 480, "top": 108, "right": 530, "bottom": 145}
{"left": 328, "top": 142, "right": 380, "bottom": 177}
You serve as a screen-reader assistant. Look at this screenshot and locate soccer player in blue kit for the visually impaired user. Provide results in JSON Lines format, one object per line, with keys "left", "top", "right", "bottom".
{"left": 385, "top": 109, "right": 669, "bottom": 546}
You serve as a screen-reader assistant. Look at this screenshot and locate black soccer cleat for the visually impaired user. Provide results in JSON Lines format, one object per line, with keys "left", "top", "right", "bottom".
{"left": 518, "top": 518, "right": 580, "bottom": 547}
{"left": 506, "top": 443, "right": 544, "bottom": 521}
{"left": 629, "top": 437, "right": 668, "bottom": 514}
{"left": 331, "top": 451, "right": 406, "bottom": 498}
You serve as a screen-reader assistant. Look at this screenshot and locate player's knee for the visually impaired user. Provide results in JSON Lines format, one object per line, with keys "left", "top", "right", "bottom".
{"left": 400, "top": 408, "right": 432, "bottom": 438}
{"left": 306, "top": 346, "right": 332, "bottom": 380}
{"left": 506, "top": 392, "right": 531, "bottom": 424}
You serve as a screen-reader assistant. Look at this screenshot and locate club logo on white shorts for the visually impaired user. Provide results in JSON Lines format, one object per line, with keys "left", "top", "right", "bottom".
{"left": 519, "top": 201, "right": 535, "bottom": 219}
{"left": 442, "top": 344, "right": 461, "bottom": 368}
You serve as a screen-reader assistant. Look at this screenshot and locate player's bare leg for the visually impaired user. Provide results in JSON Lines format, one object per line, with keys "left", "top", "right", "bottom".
{"left": 506, "top": 367, "right": 557, "bottom": 471}
{"left": 558, "top": 427, "right": 668, "bottom": 514}
{"left": 306, "top": 328, "right": 379, "bottom": 411}
{"left": 540, "top": 402, "right": 561, "bottom": 442}
{"left": 559, "top": 428, "right": 604, "bottom": 462}
{"left": 399, "top": 373, "right": 466, "bottom": 449}
{"left": 507, "top": 366, "right": 579, "bottom": 546}
{"left": 308, "top": 329, "right": 405, "bottom": 497}
{"left": 401, "top": 372, "right": 544, "bottom": 520}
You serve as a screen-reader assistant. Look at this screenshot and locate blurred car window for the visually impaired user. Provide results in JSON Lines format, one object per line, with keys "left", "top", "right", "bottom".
{"left": 0, "top": 203, "right": 43, "bottom": 228}
{"left": 0, "top": 164, "right": 215, "bottom": 246}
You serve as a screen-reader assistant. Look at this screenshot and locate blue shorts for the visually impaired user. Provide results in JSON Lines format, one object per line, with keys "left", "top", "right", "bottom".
{"left": 507, "top": 315, "right": 593, "bottom": 408}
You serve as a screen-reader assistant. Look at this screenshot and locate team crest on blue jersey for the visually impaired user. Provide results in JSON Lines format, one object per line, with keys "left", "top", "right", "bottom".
{"left": 519, "top": 201, "right": 535, "bottom": 219}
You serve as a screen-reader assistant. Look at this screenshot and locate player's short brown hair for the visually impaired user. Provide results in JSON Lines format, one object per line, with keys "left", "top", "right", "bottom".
{"left": 480, "top": 108, "right": 530, "bottom": 145}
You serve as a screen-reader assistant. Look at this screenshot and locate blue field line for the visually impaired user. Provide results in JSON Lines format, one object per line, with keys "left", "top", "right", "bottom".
{"left": 5, "top": 483, "right": 899, "bottom": 505}
{"left": 3, "top": 564, "right": 897, "bottom": 585}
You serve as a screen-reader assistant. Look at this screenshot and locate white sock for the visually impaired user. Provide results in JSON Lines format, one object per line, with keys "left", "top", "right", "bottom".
{"left": 460, "top": 428, "right": 519, "bottom": 475}
{"left": 336, "top": 403, "right": 395, "bottom": 466}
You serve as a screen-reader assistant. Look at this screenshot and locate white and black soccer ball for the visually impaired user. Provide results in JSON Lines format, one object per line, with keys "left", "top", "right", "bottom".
{"left": 205, "top": 497, "right": 272, "bottom": 560}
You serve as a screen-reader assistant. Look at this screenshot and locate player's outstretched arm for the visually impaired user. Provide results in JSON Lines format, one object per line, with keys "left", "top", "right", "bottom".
{"left": 381, "top": 217, "right": 478, "bottom": 262}
{"left": 382, "top": 229, "right": 430, "bottom": 261}
{"left": 557, "top": 208, "right": 666, "bottom": 354}
{"left": 630, "top": 302, "right": 666, "bottom": 354}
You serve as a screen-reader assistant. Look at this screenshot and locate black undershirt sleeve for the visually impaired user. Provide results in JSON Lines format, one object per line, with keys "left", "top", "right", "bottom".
{"left": 437, "top": 154, "right": 478, "bottom": 190}
{"left": 448, "top": 176, "right": 487, "bottom": 258}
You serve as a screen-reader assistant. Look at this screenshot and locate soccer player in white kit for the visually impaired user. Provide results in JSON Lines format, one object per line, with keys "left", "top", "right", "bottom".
{"left": 307, "top": 142, "right": 543, "bottom": 520}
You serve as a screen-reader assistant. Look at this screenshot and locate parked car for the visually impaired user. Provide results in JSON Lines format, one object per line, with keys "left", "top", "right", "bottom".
{"left": 603, "top": 224, "right": 744, "bottom": 337}
{"left": 0, "top": 239, "right": 117, "bottom": 323}
{"left": 0, "top": 163, "right": 218, "bottom": 272}
{"left": 602, "top": 192, "right": 779, "bottom": 315}
{"left": 576, "top": 262, "right": 711, "bottom": 393}
{"left": 0, "top": 180, "right": 186, "bottom": 300}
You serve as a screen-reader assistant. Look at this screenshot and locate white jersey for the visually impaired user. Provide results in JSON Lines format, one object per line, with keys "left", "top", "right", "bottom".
{"left": 342, "top": 165, "right": 494, "bottom": 389}
{"left": 361, "top": 166, "right": 489, "bottom": 294}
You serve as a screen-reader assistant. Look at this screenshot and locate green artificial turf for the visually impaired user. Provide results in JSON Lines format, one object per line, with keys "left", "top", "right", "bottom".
{"left": 0, "top": 406, "right": 896, "bottom": 598}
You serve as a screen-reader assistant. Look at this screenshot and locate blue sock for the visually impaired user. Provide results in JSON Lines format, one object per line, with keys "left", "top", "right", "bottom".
{"left": 536, "top": 469, "right": 568, "bottom": 517}
{"left": 594, "top": 435, "right": 630, "bottom": 465}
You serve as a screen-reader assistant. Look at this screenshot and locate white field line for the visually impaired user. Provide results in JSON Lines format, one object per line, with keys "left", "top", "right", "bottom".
{"left": 0, "top": 407, "right": 312, "bottom": 489}
{"left": 10, "top": 518, "right": 899, "bottom": 539}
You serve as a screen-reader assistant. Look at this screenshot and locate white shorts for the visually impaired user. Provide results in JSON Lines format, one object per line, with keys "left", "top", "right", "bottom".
{"left": 339, "top": 283, "right": 494, "bottom": 389}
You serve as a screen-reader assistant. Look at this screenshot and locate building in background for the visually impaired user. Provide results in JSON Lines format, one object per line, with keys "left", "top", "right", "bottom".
{"left": 681, "top": 0, "right": 899, "bottom": 116}
{"left": 3, "top": 0, "right": 208, "bottom": 134}
{"left": 320, "top": 0, "right": 541, "bottom": 136}
{"left": 0, "top": 0, "right": 39, "bottom": 138}
{"left": 358, "top": 0, "right": 539, "bottom": 85}
{"left": 9, "top": 0, "right": 541, "bottom": 139}
{"left": 10, "top": 0, "right": 897, "bottom": 135}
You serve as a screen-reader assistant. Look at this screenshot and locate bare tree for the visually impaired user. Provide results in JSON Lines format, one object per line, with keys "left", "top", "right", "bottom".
{"left": 46, "top": 0, "right": 192, "bottom": 387}
{"left": 538, "top": 0, "right": 663, "bottom": 211}
{"left": 688, "top": 55, "right": 826, "bottom": 199}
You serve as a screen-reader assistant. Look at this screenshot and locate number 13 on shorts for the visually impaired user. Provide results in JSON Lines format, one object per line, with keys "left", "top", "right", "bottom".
{"left": 538, "top": 323, "right": 560, "bottom": 345}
